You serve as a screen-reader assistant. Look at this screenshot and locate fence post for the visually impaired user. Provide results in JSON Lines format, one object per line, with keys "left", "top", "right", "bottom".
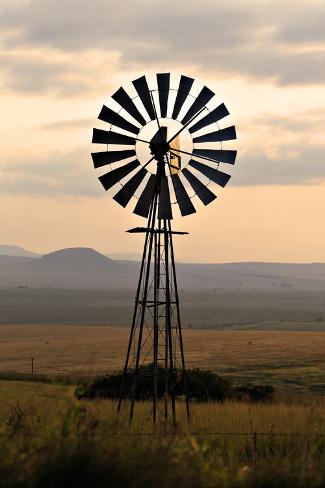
{"left": 252, "top": 432, "right": 257, "bottom": 472}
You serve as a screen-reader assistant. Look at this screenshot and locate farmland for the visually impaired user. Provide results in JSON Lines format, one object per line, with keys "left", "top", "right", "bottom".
{"left": 2, "top": 325, "right": 325, "bottom": 395}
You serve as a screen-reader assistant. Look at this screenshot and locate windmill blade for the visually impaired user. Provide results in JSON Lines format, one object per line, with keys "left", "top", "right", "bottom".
{"left": 132, "top": 75, "right": 155, "bottom": 120}
{"left": 189, "top": 159, "right": 231, "bottom": 187}
{"left": 158, "top": 175, "right": 172, "bottom": 219}
{"left": 181, "top": 86, "right": 215, "bottom": 125}
{"left": 113, "top": 167, "right": 147, "bottom": 207}
{"left": 189, "top": 103, "right": 229, "bottom": 134}
{"left": 182, "top": 168, "right": 217, "bottom": 205}
{"left": 193, "top": 148, "right": 237, "bottom": 164}
{"left": 193, "top": 126, "right": 237, "bottom": 143}
{"left": 92, "top": 128, "right": 136, "bottom": 146}
{"left": 98, "top": 160, "right": 140, "bottom": 191}
{"left": 172, "top": 75, "right": 194, "bottom": 120}
{"left": 171, "top": 174, "right": 196, "bottom": 216}
{"left": 91, "top": 149, "right": 136, "bottom": 168}
{"left": 134, "top": 174, "right": 156, "bottom": 217}
{"left": 157, "top": 73, "right": 170, "bottom": 118}
{"left": 112, "top": 87, "right": 146, "bottom": 126}
{"left": 98, "top": 105, "right": 140, "bottom": 135}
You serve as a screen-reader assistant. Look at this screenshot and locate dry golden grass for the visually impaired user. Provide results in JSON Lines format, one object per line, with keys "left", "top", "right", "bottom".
{"left": 1, "top": 325, "right": 325, "bottom": 393}
{"left": 1, "top": 379, "right": 325, "bottom": 435}
{"left": 2, "top": 380, "right": 325, "bottom": 486}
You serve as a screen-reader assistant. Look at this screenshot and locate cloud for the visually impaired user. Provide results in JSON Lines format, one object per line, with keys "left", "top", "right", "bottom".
{"left": 275, "top": 5, "right": 325, "bottom": 44}
{"left": 232, "top": 108, "right": 325, "bottom": 185}
{"left": 210, "top": 47, "right": 325, "bottom": 86}
{"left": 234, "top": 142, "right": 325, "bottom": 186}
{"left": 0, "top": 48, "right": 120, "bottom": 96}
{"left": 0, "top": 0, "right": 324, "bottom": 97}
{"left": 42, "top": 118, "right": 94, "bottom": 130}
{"left": 253, "top": 109, "right": 325, "bottom": 132}
{"left": 240, "top": 108, "right": 325, "bottom": 153}
{"left": 0, "top": 147, "right": 101, "bottom": 197}
{"left": 1, "top": 137, "right": 325, "bottom": 199}
{"left": 0, "top": 1, "right": 256, "bottom": 51}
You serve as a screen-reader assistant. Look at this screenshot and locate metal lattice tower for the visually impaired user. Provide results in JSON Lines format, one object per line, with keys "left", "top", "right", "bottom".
{"left": 117, "top": 159, "right": 190, "bottom": 429}
{"left": 91, "top": 73, "right": 237, "bottom": 430}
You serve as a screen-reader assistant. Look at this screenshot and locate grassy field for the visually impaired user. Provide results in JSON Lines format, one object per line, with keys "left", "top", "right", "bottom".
{"left": 2, "top": 290, "right": 325, "bottom": 485}
{"left": 1, "top": 288, "right": 325, "bottom": 328}
{"left": 1, "top": 325, "right": 325, "bottom": 395}
{"left": 2, "top": 380, "right": 325, "bottom": 486}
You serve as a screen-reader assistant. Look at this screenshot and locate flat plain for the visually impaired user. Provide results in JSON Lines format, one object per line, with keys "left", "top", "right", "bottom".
{"left": 1, "top": 288, "right": 325, "bottom": 395}
{"left": 2, "top": 325, "right": 325, "bottom": 394}
{"left": 1, "top": 288, "right": 325, "bottom": 328}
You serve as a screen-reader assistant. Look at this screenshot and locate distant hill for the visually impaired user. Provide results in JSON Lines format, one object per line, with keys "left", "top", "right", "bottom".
{"left": 0, "top": 247, "right": 137, "bottom": 288}
{"left": 31, "top": 248, "right": 120, "bottom": 273}
{"left": 1, "top": 246, "right": 325, "bottom": 290}
{"left": 0, "top": 244, "right": 41, "bottom": 258}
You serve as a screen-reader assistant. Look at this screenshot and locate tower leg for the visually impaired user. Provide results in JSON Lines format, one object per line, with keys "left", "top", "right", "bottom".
{"left": 128, "top": 192, "right": 158, "bottom": 425}
{"left": 118, "top": 207, "right": 190, "bottom": 430}
{"left": 117, "top": 197, "right": 156, "bottom": 413}
{"left": 164, "top": 220, "right": 177, "bottom": 430}
{"left": 168, "top": 220, "right": 191, "bottom": 423}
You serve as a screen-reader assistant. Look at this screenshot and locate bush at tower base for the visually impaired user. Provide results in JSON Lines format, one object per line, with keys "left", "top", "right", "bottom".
{"left": 75, "top": 366, "right": 274, "bottom": 403}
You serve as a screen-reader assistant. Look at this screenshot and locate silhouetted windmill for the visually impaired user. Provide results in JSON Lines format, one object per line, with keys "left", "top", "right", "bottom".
{"left": 91, "top": 73, "right": 237, "bottom": 430}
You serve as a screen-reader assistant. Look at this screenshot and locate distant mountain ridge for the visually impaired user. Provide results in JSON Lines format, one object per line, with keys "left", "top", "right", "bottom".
{"left": 0, "top": 246, "right": 325, "bottom": 290}
{"left": 0, "top": 244, "right": 41, "bottom": 258}
{"left": 14, "top": 247, "right": 131, "bottom": 288}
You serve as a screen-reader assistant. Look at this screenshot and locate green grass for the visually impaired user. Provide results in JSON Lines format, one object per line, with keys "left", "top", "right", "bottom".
{"left": 2, "top": 380, "right": 325, "bottom": 486}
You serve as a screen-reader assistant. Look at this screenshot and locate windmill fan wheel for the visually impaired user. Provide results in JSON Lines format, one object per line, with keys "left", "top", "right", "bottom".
{"left": 91, "top": 73, "right": 237, "bottom": 219}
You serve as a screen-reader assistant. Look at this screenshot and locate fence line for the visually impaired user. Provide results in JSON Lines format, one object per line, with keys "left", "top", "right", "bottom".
{"left": 111, "top": 431, "right": 325, "bottom": 437}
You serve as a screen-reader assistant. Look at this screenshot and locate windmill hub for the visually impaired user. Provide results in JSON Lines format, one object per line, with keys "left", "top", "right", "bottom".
{"left": 149, "top": 140, "right": 170, "bottom": 161}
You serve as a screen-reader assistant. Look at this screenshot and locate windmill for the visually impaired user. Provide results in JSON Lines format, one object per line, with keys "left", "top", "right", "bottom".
{"left": 91, "top": 73, "right": 237, "bottom": 430}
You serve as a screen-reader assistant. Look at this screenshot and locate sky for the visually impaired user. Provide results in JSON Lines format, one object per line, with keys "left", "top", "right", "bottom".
{"left": 0, "top": 0, "right": 325, "bottom": 262}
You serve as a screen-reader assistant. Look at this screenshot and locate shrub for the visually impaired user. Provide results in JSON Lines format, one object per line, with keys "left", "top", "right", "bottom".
{"left": 234, "top": 384, "right": 274, "bottom": 403}
{"left": 75, "top": 367, "right": 273, "bottom": 403}
{"left": 182, "top": 368, "right": 232, "bottom": 402}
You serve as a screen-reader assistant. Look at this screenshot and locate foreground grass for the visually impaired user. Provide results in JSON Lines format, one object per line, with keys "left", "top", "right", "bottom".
{"left": 2, "top": 381, "right": 325, "bottom": 486}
